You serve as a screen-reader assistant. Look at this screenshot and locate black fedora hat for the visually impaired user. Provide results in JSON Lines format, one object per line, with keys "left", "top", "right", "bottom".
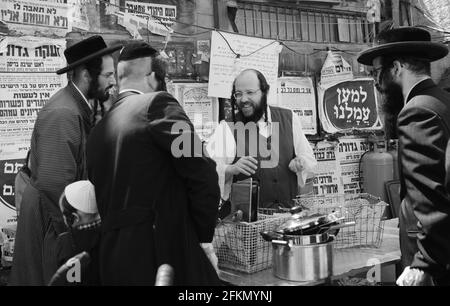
{"left": 357, "top": 27, "right": 449, "bottom": 66}
{"left": 56, "top": 35, "right": 122, "bottom": 75}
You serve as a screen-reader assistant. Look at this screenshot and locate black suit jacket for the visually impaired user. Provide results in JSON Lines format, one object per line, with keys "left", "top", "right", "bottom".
{"left": 87, "top": 91, "right": 221, "bottom": 285}
{"left": 398, "top": 79, "right": 450, "bottom": 281}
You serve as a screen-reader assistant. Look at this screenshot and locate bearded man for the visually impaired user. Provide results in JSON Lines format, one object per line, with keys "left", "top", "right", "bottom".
{"left": 358, "top": 27, "right": 450, "bottom": 286}
{"left": 10, "top": 36, "right": 121, "bottom": 285}
{"left": 207, "top": 69, "right": 317, "bottom": 209}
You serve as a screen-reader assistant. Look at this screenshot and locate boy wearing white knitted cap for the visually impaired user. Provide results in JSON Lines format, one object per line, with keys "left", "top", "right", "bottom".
{"left": 59, "top": 180, "right": 100, "bottom": 230}
{"left": 52, "top": 180, "right": 101, "bottom": 285}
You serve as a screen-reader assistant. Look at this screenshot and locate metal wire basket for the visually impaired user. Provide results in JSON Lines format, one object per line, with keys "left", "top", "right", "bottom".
{"left": 293, "top": 193, "right": 388, "bottom": 249}
{"left": 212, "top": 210, "right": 290, "bottom": 274}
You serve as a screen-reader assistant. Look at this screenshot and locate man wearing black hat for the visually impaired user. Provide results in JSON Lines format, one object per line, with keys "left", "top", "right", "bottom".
{"left": 358, "top": 27, "right": 450, "bottom": 285}
{"left": 86, "top": 42, "right": 221, "bottom": 285}
{"left": 10, "top": 36, "right": 121, "bottom": 285}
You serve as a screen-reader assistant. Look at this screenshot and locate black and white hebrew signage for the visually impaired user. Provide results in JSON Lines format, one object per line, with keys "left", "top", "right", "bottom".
{"left": 319, "top": 78, "right": 382, "bottom": 133}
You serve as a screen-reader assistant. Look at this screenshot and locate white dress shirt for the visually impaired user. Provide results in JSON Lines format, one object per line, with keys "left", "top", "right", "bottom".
{"left": 404, "top": 77, "right": 431, "bottom": 104}
{"left": 119, "top": 89, "right": 144, "bottom": 95}
{"left": 72, "top": 82, "right": 92, "bottom": 110}
{"left": 206, "top": 107, "right": 317, "bottom": 200}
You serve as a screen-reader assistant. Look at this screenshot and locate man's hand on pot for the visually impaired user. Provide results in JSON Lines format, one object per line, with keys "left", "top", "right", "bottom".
{"left": 396, "top": 266, "right": 433, "bottom": 286}
{"left": 289, "top": 157, "right": 305, "bottom": 173}
{"left": 228, "top": 156, "right": 258, "bottom": 176}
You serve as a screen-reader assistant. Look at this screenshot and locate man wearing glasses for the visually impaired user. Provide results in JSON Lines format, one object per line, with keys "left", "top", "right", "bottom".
{"left": 358, "top": 27, "right": 450, "bottom": 285}
{"left": 207, "top": 69, "right": 317, "bottom": 209}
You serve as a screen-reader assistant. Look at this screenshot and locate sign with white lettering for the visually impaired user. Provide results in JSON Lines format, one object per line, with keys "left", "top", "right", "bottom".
{"left": 318, "top": 78, "right": 382, "bottom": 133}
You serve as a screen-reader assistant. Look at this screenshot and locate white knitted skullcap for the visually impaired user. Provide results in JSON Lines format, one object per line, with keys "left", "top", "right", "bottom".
{"left": 64, "top": 180, "right": 98, "bottom": 214}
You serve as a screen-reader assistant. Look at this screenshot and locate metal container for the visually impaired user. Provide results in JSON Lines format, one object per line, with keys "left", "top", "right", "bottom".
{"left": 271, "top": 238, "right": 333, "bottom": 282}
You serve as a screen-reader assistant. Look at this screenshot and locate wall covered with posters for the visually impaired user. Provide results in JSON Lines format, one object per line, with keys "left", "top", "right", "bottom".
{"left": 0, "top": 1, "right": 386, "bottom": 229}
{"left": 0, "top": 36, "right": 67, "bottom": 228}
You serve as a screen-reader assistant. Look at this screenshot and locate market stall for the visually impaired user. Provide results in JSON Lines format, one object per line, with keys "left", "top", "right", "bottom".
{"left": 213, "top": 194, "right": 400, "bottom": 286}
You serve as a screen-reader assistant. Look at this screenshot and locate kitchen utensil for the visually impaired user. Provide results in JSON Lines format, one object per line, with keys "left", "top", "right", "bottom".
{"left": 260, "top": 231, "right": 332, "bottom": 245}
{"left": 271, "top": 237, "right": 334, "bottom": 282}
{"left": 275, "top": 211, "right": 344, "bottom": 235}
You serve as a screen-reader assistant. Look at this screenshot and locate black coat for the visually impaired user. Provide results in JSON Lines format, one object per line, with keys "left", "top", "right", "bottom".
{"left": 87, "top": 91, "right": 221, "bottom": 285}
{"left": 398, "top": 79, "right": 450, "bottom": 284}
{"left": 10, "top": 83, "right": 92, "bottom": 286}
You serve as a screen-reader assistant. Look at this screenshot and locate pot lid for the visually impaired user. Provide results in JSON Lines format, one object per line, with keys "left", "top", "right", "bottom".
{"left": 276, "top": 213, "right": 328, "bottom": 234}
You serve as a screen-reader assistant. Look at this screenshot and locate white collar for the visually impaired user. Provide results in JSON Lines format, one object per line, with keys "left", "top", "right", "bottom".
{"left": 404, "top": 77, "right": 431, "bottom": 104}
{"left": 119, "top": 89, "right": 144, "bottom": 95}
{"left": 257, "top": 105, "right": 272, "bottom": 125}
{"left": 71, "top": 82, "right": 92, "bottom": 110}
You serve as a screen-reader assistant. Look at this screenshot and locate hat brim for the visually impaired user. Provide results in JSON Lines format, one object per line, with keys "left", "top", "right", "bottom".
{"left": 56, "top": 44, "right": 123, "bottom": 75}
{"left": 357, "top": 41, "right": 449, "bottom": 66}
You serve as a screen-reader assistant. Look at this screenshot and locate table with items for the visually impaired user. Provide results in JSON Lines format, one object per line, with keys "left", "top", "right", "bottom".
{"left": 213, "top": 194, "right": 401, "bottom": 286}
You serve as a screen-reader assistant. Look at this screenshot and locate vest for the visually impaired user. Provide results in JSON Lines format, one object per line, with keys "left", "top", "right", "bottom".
{"left": 228, "top": 106, "right": 298, "bottom": 208}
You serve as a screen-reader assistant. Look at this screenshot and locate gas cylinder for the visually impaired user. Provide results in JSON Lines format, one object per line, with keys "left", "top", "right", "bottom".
{"left": 361, "top": 140, "right": 394, "bottom": 203}
{"left": 387, "top": 139, "right": 399, "bottom": 180}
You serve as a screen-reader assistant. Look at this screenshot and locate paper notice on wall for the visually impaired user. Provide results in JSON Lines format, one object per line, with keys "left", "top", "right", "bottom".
{"left": 125, "top": 0, "right": 177, "bottom": 27}
{"left": 68, "top": 0, "right": 91, "bottom": 31}
{"left": 0, "top": 0, "right": 71, "bottom": 36}
{"left": 277, "top": 77, "right": 317, "bottom": 135}
{"left": 115, "top": 10, "right": 171, "bottom": 38}
{"left": 312, "top": 141, "right": 342, "bottom": 195}
{"left": 335, "top": 137, "right": 369, "bottom": 194}
{"left": 171, "top": 83, "right": 218, "bottom": 143}
{"left": 320, "top": 51, "right": 353, "bottom": 87}
{"left": 208, "top": 31, "right": 281, "bottom": 104}
{"left": 0, "top": 36, "right": 67, "bottom": 224}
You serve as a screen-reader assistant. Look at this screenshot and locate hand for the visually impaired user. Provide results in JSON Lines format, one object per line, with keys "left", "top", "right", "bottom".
{"left": 396, "top": 266, "right": 433, "bottom": 286}
{"left": 229, "top": 156, "right": 258, "bottom": 176}
{"left": 289, "top": 157, "right": 305, "bottom": 173}
{"left": 200, "top": 243, "right": 219, "bottom": 274}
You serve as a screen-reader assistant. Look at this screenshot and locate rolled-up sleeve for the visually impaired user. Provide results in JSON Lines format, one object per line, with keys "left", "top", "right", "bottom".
{"left": 292, "top": 111, "right": 317, "bottom": 186}
{"left": 206, "top": 121, "right": 236, "bottom": 201}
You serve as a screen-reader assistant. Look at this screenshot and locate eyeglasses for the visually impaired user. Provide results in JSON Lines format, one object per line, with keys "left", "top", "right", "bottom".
{"left": 99, "top": 72, "right": 116, "bottom": 79}
{"left": 233, "top": 89, "right": 261, "bottom": 100}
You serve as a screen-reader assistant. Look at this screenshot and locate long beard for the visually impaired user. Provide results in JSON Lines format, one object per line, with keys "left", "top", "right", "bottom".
{"left": 238, "top": 95, "right": 267, "bottom": 123}
{"left": 87, "top": 79, "right": 110, "bottom": 103}
{"left": 378, "top": 74, "right": 404, "bottom": 139}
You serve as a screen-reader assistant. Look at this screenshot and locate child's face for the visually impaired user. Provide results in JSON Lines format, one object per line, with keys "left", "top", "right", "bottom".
{"left": 72, "top": 211, "right": 100, "bottom": 228}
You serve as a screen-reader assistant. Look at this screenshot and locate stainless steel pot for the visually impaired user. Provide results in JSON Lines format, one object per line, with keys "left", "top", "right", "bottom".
{"left": 271, "top": 237, "right": 333, "bottom": 282}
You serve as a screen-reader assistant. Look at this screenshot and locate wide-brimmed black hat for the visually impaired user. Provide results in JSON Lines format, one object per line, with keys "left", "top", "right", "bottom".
{"left": 56, "top": 35, "right": 122, "bottom": 75}
{"left": 357, "top": 27, "right": 449, "bottom": 66}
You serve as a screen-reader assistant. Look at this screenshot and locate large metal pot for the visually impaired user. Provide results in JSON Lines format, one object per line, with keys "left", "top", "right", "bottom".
{"left": 271, "top": 237, "right": 333, "bottom": 282}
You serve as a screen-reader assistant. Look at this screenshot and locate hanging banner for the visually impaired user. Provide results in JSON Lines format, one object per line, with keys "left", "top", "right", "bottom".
{"left": 170, "top": 83, "right": 218, "bottom": 143}
{"left": 68, "top": 0, "right": 91, "bottom": 31}
{"left": 125, "top": 1, "right": 177, "bottom": 27}
{"left": 312, "top": 141, "right": 342, "bottom": 195}
{"left": 320, "top": 50, "right": 353, "bottom": 87}
{"left": 335, "top": 137, "right": 369, "bottom": 194}
{"left": 277, "top": 77, "right": 317, "bottom": 135}
{"left": 208, "top": 31, "right": 281, "bottom": 104}
{"left": 115, "top": 10, "right": 172, "bottom": 38}
{"left": 0, "top": 0, "right": 71, "bottom": 36}
{"left": 0, "top": 36, "right": 67, "bottom": 228}
{"left": 318, "top": 78, "right": 382, "bottom": 133}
